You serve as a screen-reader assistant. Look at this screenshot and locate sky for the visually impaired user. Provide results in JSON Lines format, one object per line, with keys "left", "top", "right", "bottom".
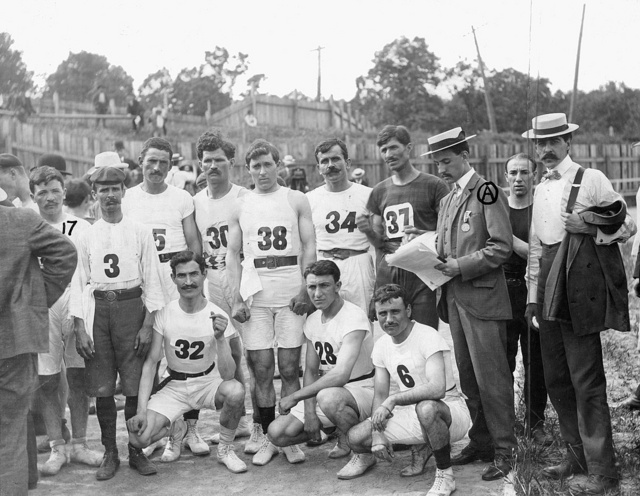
{"left": 3, "top": 0, "right": 639, "bottom": 102}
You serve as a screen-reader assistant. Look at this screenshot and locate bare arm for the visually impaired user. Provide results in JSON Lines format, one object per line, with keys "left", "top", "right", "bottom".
{"left": 512, "top": 235, "right": 529, "bottom": 259}
{"left": 289, "top": 191, "right": 316, "bottom": 314}
{"left": 182, "top": 212, "right": 202, "bottom": 256}
{"left": 211, "top": 313, "right": 236, "bottom": 381}
{"left": 382, "top": 352, "right": 446, "bottom": 410}
{"left": 136, "top": 329, "right": 164, "bottom": 413}
{"left": 225, "top": 207, "right": 250, "bottom": 322}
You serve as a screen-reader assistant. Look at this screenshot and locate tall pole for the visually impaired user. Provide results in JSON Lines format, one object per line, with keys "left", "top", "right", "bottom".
{"left": 472, "top": 26, "right": 498, "bottom": 133}
{"left": 569, "top": 5, "right": 586, "bottom": 122}
{"left": 311, "top": 46, "right": 324, "bottom": 101}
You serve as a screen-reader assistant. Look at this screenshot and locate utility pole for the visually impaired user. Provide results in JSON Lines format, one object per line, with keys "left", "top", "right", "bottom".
{"left": 569, "top": 5, "right": 586, "bottom": 122}
{"left": 472, "top": 26, "right": 498, "bottom": 133}
{"left": 311, "top": 46, "right": 325, "bottom": 101}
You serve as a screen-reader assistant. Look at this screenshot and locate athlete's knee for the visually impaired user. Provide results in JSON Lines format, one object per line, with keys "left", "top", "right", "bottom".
{"left": 277, "top": 356, "right": 300, "bottom": 383}
{"left": 347, "top": 421, "right": 371, "bottom": 453}
{"left": 415, "top": 400, "right": 439, "bottom": 424}
{"left": 266, "top": 417, "right": 287, "bottom": 446}
{"left": 223, "top": 379, "right": 246, "bottom": 407}
{"left": 316, "top": 387, "right": 346, "bottom": 414}
{"left": 39, "top": 373, "right": 61, "bottom": 394}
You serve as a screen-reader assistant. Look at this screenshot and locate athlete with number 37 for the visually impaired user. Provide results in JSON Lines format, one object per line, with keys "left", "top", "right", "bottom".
{"left": 70, "top": 164, "right": 168, "bottom": 481}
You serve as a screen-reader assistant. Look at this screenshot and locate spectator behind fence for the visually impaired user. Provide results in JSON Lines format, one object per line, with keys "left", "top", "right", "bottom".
{"left": 126, "top": 94, "right": 145, "bottom": 133}
{"left": 1, "top": 173, "right": 77, "bottom": 494}
{"left": 93, "top": 85, "right": 109, "bottom": 128}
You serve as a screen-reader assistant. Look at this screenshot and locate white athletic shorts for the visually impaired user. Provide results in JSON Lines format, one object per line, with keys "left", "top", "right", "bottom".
{"left": 147, "top": 369, "right": 224, "bottom": 423}
{"left": 323, "top": 253, "right": 374, "bottom": 312}
{"left": 382, "top": 390, "right": 471, "bottom": 445}
{"left": 290, "top": 379, "right": 375, "bottom": 427}
{"left": 38, "top": 287, "right": 84, "bottom": 375}
{"left": 207, "top": 268, "right": 245, "bottom": 338}
{"left": 243, "top": 305, "right": 304, "bottom": 350}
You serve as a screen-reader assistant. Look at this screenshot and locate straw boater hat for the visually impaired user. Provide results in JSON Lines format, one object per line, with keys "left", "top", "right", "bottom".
{"left": 352, "top": 168, "right": 365, "bottom": 179}
{"left": 282, "top": 155, "right": 296, "bottom": 166}
{"left": 522, "top": 113, "right": 579, "bottom": 139}
{"left": 86, "top": 151, "right": 128, "bottom": 177}
{"left": 0, "top": 186, "right": 7, "bottom": 202}
{"left": 421, "top": 127, "right": 476, "bottom": 156}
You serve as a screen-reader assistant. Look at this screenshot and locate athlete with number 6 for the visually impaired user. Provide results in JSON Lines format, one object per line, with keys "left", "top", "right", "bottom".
{"left": 226, "top": 139, "right": 316, "bottom": 466}
{"left": 346, "top": 284, "right": 470, "bottom": 495}
{"left": 70, "top": 165, "right": 167, "bottom": 481}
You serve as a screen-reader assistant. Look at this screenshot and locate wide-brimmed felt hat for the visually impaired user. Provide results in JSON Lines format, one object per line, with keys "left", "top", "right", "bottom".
{"left": 37, "top": 154, "right": 72, "bottom": 175}
{"left": 421, "top": 127, "right": 476, "bottom": 156}
{"left": 522, "top": 113, "right": 579, "bottom": 139}
{"left": 86, "top": 151, "right": 128, "bottom": 176}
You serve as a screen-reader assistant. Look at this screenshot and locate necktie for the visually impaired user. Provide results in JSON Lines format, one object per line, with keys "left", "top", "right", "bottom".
{"left": 542, "top": 169, "right": 562, "bottom": 181}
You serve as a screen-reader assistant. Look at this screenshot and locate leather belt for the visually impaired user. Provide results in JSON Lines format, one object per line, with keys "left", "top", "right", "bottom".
{"left": 158, "top": 251, "right": 180, "bottom": 263}
{"left": 320, "top": 248, "right": 368, "bottom": 260}
{"left": 94, "top": 287, "right": 142, "bottom": 302}
{"left": 253, "top": 255, "right": 298, "bottom": 269}
{"left": 347, "top": 369, "right": 375, "bottom": 384}
{"left": 156, "top": 361, "right": 216, "bottom": 392}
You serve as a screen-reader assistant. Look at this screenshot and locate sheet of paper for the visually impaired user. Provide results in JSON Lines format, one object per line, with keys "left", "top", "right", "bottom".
{"left": 385, "top": 231, "right": 452, "bottom": 291}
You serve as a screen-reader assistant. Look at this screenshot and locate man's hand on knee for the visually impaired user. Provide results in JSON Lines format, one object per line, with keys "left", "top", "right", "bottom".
{"left": 371, "top": 431, "right": 394, "bottom": 462}
{"left": 126, "top": 412, "right": 148, "bottom": 437}
{"left": 303, "top": 413, "right": 323, "bottom": 443}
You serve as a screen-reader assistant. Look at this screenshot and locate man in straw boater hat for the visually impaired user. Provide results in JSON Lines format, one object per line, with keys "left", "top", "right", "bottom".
{"left": 429, "top": 127, "right": 517, "bottom": 481}
{"left": 70, "top": 164, "right": 168, "bottom": 481}
{"left": 524, "top": 113, "right": 635, "bottom": 494}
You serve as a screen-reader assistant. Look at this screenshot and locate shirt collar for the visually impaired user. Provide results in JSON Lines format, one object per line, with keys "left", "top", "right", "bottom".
{"left": 554, "top": 155, "right": 573, "bottom": 178}
{"left": 455, "top": 168, "right": 475, "bottom": 194}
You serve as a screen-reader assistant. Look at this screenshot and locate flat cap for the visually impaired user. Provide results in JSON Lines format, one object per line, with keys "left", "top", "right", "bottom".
{"left": 90, "top": 166, "right": 126, "bottom": 185}
{"left": 0, "top": 153, "right": 23, "bottom": 168}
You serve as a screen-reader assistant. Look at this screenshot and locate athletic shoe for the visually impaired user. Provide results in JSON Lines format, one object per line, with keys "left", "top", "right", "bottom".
{"left": 128, "top": 443, "right": 157, "bottom": 476}
{"left": 217, "top": 444, "right": 248, "bottom": 473}
{"left": 282, "top": 444, "right": 306, "bottom": 464}
{"left": 39, "top": 443, "right": 68, "bottom": 476}
{"left": 328, "top": 432, "right": 350, "bottom": 459}
{"left": 142, "top": 437, "right": 167, "bottom": 457}
{"left": 336, "top": 453, "right": 376, "bottom": 480}
{"left": 184, "top": 420, "right": 210, "bottom": 456}
{"left": 70, "top": 441, "right": 103, "bottom": 466}
{"left": 96, "top": 449, "right": 120, "bottom": 481}
{"left": 252, "top": 438, "right": 280, "bottom": 466}
{"left": 161, "top": 419, "right": 187, "bottom": 463}
{"left": 206, "top": 416, "right": 253, "bottom": 444}
{"left": 400, "top": 444, "right": 433, "bottom": 477}
{"left": 427, "top": 467, "right": 456, "bottom": 496}
{"left": 244, "top": 423, "right": 265, "bottom": 454}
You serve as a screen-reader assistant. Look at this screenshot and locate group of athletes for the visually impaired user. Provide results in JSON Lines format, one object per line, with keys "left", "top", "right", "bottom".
{"left": 24, "top": 125, "right": 493, "bottom": 496}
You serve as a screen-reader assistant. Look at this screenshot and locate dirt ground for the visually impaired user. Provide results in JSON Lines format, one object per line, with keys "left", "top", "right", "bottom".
{"left": 33, "top": 323, "right": 511, "bottom": 496}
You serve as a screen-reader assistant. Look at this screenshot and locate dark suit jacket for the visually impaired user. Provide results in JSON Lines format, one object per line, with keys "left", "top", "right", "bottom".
{"left": 436, "top": 173, "right": 513, "bottom": 322}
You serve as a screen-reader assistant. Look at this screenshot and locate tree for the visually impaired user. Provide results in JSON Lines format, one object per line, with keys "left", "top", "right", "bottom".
{"left": 352, "top": 36, "right": 444, "bottom": 130}
{"left": 203, "top": 47, "right": 249, "bottom": 100}
{"left": 574, "top": 82, "right": 640, "bottom": 137}
{"left": 46, "top": 51, "right": 133, "bottom": 104}
{"left": 171, "top": 66, "right": 231, "bottom": 116}
{"left": 0, "top": 33, "right": 33, "bottom": 93}
{"left": 138, "top": 68, "right": 173, "bottom": 110}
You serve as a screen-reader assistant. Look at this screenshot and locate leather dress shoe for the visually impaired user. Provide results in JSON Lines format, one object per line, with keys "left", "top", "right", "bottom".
{"left": 96, "top": 450, "right": 120, "bottom": 481}
{"left": 541, "top": 457, "right": 586, "bottom": 480}
{"left": 128, "top": 443, "right": 157, "bottom": 476}
{"left": 482, "top": 456, "right": 511, "bottom": 481}
{"left": 567, "top": 474, "right": 618, "bottom": 494}
{"left": 451, "top": 445, "right": 494, "bottom": 466}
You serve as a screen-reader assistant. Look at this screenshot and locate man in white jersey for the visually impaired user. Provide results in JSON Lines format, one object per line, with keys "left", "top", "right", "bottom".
{"left": 307, "top": 139, "right": 374, "bottom": 311}
{"left": 346, "top": 284, "right": 470, "bottom": 495}
{"left": 227, "top": 139, "right": 316, "bottom": 466}
{"left": 70, "top": 165, "right": 167, "bottom": 481}
{"left": 29, "top": 165, "right": 102, "bottom": 476}
{"left": 268, "top": 260, "right": 374, "bottom": 465}
{"left": 127, "top": 251, "right": 247, "bottom": 474}
{"left": 193, "top": 131, "right": 254, "bottom": 446}
{"left": 122, "top": 137, "right": 207, "bottom": 461}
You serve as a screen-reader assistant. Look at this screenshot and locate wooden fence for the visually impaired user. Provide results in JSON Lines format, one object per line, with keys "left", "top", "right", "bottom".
{"left": 2, "top": 115, "right": 640, "bottom": 195}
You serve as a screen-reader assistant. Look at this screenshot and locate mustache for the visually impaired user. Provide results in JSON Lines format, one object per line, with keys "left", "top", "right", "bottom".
{"left": 542, "top": 152, "right": 558, "bottom": 160}
{"left": 181, "top": 284, "right": 198, "bottom": 290}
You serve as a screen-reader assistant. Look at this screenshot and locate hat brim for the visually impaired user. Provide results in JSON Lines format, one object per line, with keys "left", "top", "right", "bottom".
{"left": 522, "top": 123, "right": 579, "bottom": 139}
{"left": 0, "top": 187, "right": 7, "bottom": 202}
{"left": 420, "top": 135, "right": 477, "bottom": 156}
{"left": 86, "top": 164, "right": 128, "bottom": 177}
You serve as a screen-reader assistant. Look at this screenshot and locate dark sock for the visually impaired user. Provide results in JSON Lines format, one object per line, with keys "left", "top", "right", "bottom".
{"left": 183, "top": 409, "right": 199, "bottom": 421}
{"left": 433, "top": 444, "right": 451, "bottom": 470}
{"left": 96, "top": 396, "right": 117, "bottom": 451}
{"left": 258, "top": 406, "right": 276, "bottom": 433}
{"left": 124, "top": 396, "right": 138, "bottom": 421}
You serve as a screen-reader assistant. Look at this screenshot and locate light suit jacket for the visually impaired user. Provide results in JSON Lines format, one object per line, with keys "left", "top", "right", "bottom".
{"left": 436, "top": 172, "right": 513, "bottom": 322}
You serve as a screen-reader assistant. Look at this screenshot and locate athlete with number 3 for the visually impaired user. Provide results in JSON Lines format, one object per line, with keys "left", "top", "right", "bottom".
{"left": 70, "top": 165, "right": 167, "bottom": 481}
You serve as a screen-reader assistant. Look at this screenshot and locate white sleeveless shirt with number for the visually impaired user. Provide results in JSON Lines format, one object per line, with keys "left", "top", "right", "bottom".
{"left": 303, "top": 300, "right": 373, "bottom": 378}
{"left": 194, "top": 183, "right": 243, "bottom": 267}
{"left": 238, "top": 187, "right": 302, "bottom": 306}
{"left": 122, "top": 184, "right": 194, "bottom": 255}
{"left": 153, "top": 300, "right": 236, "bottom": 374}
{"left": 307, "top": 183, "right": 371, "bottom": 252}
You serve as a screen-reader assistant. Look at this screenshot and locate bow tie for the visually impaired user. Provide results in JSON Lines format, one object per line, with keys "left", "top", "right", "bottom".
{"left": 542, "top": 169, "right": 562, "bottom": 181}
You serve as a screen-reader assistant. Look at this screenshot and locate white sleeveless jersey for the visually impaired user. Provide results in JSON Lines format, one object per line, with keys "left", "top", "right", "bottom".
{"left": 372, "top": 323, "right": 455, "bottom": 392}
{"left": 122, "top": 184, "right": 194, "bottom": 255}
{"left": 307, "top": 183, "right": 372, "bottom": 252}
{"left": 154, "top": 300, "right": 236, "bottom": 374}
{"left": 49, "top": 213, "right": 91, "bottom": 247}
{"left": 303, "top": 301, "right": 373, "bottom": 377}
{"left": 194, "top": 184, "right": 244, "bottom": 266}
{"left": 238, "top": 187, "right": 302, "bottom": 306}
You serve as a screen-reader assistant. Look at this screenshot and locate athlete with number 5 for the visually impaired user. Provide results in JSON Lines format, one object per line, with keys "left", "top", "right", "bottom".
{"left": 226, "top": 139, "right": 316, "bottom": 466}
{"left": 70, "top": 165, "right": 167, "bottom": 481}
